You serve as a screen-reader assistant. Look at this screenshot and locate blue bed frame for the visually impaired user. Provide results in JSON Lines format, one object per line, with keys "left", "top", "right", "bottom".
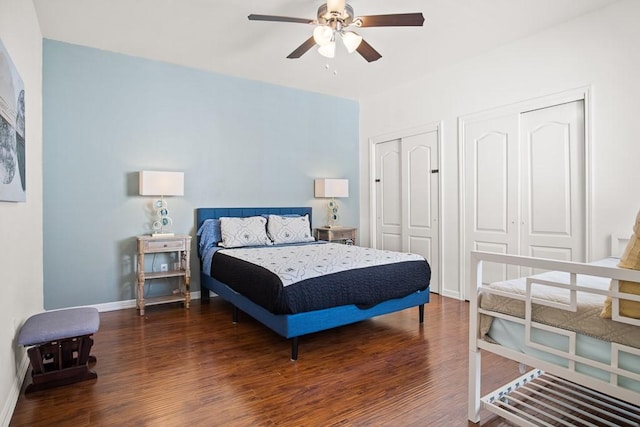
{"left": 196, "top": 207, "right": 430, "bottom": 360}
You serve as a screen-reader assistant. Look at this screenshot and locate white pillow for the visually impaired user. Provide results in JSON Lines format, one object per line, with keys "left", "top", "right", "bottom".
{"left": 219, "top": 216, "right": 272, "bottom": 248}
{"left": 267, "top": 214, "right": 315, "bottom": 245}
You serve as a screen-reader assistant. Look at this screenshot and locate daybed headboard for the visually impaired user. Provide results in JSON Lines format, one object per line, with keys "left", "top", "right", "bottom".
{"left": 196, "top": 207, "right": 313, "bottom": 231}
{"left": 610, "top": 233, "right": 631, "bottom": 258}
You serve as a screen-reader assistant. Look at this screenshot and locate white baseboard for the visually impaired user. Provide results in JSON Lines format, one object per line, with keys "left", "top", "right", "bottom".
{"left": 1, "top": 354, "right": 29, "bottom": 427}
{"left": 87, "top": 291, "right": 202, "bottom": 312}
{"left": 441, "top": 289, "right": 462, "bottom": 301}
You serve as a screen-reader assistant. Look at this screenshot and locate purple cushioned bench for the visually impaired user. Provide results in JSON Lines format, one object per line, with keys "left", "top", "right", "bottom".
{"left": 18, "top": 307, "right": 99, "bottom": 393}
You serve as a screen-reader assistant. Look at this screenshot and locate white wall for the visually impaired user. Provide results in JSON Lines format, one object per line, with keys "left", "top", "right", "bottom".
{"left": 0, "top": 0, "right": 43, "bottom": 424}
{"left": 359, "top": 0, "right": 640, "bottom": 298}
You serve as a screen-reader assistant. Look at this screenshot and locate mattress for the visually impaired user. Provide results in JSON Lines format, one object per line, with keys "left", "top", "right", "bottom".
{"left": 479, "top": 257, "right": 639, "bottom": 349}
{"left": 208, "top": 242, "right": 431, "bottom": 314}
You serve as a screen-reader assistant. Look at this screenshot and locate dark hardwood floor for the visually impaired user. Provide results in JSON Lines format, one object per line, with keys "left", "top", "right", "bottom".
{"left": 10, "top": 294, "right": 520, "bottom": 426}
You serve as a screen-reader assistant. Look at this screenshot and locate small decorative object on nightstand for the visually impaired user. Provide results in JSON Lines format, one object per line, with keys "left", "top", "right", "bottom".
{"left": 136, "top": 234, "right": 191, "bottom": 316}
{"left": 314, "top": 226, "right": 357, "bottom": 245}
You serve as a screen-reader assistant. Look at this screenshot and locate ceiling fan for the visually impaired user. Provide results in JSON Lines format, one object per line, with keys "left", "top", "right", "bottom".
{"left": 248, "top": 0, "right": 425, "bottom": 63}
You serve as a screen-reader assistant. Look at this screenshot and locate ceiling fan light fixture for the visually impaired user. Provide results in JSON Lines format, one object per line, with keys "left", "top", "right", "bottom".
{"left": 313, "top": 25, "right": 334, "bottom": 46}
{"left": 326, "top": 0, "right": 346, "bottom": 14}
{"left": 341, "top": 31, "right": 362, "bottom": 53}
{"left": 318, "top": 41, "right": 336, "bottom": 58}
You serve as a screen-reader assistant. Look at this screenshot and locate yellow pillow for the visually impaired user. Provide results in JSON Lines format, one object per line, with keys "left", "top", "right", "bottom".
{"left": 601, "top": 208, "right": 640, "bottom": 319}
{"left": 618, "top": 231, "right": 640, "bottom": 270}
{"left": 600, "top": 279, "right": 640, "bottom": 319}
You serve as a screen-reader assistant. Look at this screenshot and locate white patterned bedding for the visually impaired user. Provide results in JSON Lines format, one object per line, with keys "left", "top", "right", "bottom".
{"left": 219, "top": 243, "right": 425, "bottom": 287}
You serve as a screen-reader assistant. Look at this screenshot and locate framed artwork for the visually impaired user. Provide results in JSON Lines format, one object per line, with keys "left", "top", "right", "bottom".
{"left": 0, "top": 37, "right": 26, "bottom": 202}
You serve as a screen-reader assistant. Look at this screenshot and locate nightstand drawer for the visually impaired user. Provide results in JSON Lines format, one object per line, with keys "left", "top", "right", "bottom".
{"left": 330, "top": 229, "right": 355, "bottom": 240}
{"left": 314, "top": 227, "right": 357, "bottom": 244}
{"left": 143, "top": 238, "right": 186, "bottom": 252}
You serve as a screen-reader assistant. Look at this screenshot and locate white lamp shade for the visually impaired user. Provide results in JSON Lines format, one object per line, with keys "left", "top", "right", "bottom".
{"left": 318, "top": 41, "right": 336, "bottom": 58}
{"left": 139, "top": 171, "right": 184, "bottom": 196}
{"left": 341, "top": 31, "right": 362, "bottom": 53}
{"left": 315, "top": 178, "right": 349, "bottom": 198}
{"left": 313, "top": 25, "right": 334, "bottom": 46}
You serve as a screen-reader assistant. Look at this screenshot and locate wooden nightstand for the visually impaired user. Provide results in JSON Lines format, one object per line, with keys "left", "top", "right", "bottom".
{"left": 314, "top": 226, "right": 357, "bottom": 245}
{"left": 136, "top": 235, "right": 191, "bottom": 316}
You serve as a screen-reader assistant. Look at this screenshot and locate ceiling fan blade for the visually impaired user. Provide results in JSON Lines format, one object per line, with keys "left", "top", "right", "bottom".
{"left": 287, "top": 37, "right": 317, "bottom": 59}
{"left": 248, "top": 14, "right": 315, "bottom": 24}
{"left": 356, "top": 39, "right": 382, "bottom": 62}
{"left": 356, "top": 13, "right": 425, "bottom": 27}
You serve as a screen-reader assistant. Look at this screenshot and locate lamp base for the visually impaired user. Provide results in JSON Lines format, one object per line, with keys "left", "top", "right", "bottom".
{"left": 151, "top": 232, "right": 175, "bottom": 237}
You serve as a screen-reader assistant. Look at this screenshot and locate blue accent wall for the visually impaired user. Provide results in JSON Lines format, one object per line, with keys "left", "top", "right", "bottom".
{"left": 43, "top": 40, "right": 359, "bottom": 309}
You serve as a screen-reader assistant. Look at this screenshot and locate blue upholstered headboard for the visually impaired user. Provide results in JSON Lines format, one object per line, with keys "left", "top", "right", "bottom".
{"left": 196, "top": 207, "right": 313, "bottom": 231}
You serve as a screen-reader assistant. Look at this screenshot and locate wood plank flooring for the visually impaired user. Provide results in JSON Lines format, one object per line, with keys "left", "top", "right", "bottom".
{"left": 10, "top": 294, "right": 521, "bottom": 426}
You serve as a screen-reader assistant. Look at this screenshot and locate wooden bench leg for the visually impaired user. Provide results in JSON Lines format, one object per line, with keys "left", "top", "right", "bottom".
{"left": 25, "top": 335, "right": 97, "bottom": 393}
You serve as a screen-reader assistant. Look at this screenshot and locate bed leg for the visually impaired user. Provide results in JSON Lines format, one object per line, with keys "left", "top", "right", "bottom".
{"left": 201, "top": 287, "right": 210, "bottom": 303}
{"left": 291, "top": 337, "right": 298, "bottom": 361}
{"left": 468, "top": 349, "right": 482, "bottom": 423}
{"left": 232, "top": 306, "right": 239, "bottom": 324}
{"left": 419, "top": 304, "right": 425, "bottom": 323}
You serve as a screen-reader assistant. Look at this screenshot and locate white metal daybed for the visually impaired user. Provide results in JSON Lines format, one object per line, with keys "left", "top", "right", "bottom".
{"left": 469, "top": 231, "right": 640, "bottom": 425}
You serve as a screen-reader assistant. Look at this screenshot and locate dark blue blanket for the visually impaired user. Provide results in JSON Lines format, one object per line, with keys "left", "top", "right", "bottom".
{"left": 211, "top": 250, "right": 430, "bottom": 314}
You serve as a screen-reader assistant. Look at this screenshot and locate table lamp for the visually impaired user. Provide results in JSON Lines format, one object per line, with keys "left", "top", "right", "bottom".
{"left": 139, "top": 171, "right": 184, "bottom": 236}
{"left": 314, "top": 178, "right": 349, "bottom": 227}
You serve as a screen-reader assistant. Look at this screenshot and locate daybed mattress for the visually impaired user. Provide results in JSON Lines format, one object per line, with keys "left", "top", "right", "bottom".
{"left": 479, "top": 257, "right": 639, "bottom": 349}
{"left": 207, "top": 242, "right": 431, "bottom": 314}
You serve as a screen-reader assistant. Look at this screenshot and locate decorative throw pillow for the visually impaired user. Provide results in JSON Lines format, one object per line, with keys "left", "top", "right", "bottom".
{"left": 601, "top": 208, "right": 640, "bottom": 319}
{"left": 599, "top": 280, "right": 640, "bottom": 319}
{"left": 618, "top": 209, "right": 640, "bottom": 270}
{"left": 267, "top": 214, "right": 315, "bottom": 245}
{"left": 219, "top": 216, "right": 272, "bottom": 248}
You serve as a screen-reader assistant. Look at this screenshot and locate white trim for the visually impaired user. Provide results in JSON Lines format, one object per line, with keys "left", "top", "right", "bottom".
{"left": 458, "top": 86, "right": 592, "bottom": 301}
{"left": 368, "top": 122, "right": 443, "bottom": 294}
{"left": 1, "top": 355, "right": 29, "bottom": 427}
{"left": 81, "top": 291, "right": 202, "bottom": 313}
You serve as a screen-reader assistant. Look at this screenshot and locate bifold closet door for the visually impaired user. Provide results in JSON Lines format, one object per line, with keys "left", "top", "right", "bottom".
{"left": 463, "top": 100, "right": 585, "bottom": 292}
{"left": 463, "top": 114, "right": 520, "bottom": 286}
{"left": 375, "top": 139, "right": 403, "bottom": 252}
{"left": 374, "top": 129, "right": 440, "bottom": 292}
{"left": 519, "top": 101, "right": 585, "bottom": 265}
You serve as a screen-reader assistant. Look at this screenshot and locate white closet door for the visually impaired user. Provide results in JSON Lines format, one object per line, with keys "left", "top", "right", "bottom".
{"left": 462, "top": 99, "right": 586, "bottom": 297}
{"left": 520, "top": 101, "right": 585, "bottom": 264}
{"left": 374, "top": 127, "right": 440, "bottom": 293}
{"left": 375, "top": 139, "right": 402, "bottom": 252}
{"left": 464, "top": 114, "right": 520, "bottom": 285}
{"left": 402, "top": 131, "right": 439, "bottom": 282}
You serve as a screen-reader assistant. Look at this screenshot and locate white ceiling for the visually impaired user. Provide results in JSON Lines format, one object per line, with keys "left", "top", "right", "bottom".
{"left": 33, "top": 0, "right": 619, "bottom": 100}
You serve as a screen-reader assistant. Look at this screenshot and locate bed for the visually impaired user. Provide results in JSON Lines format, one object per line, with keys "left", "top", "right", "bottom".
{"left": 196, "top": 207, "right": 431, "bottom": 360}
{"left": 468, "top": 231, "right": 640, "bottom": 425}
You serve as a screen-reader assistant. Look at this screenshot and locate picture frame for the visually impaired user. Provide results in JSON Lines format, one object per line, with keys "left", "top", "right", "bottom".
{"left": 0, "top": 37, "right": 26, "bottom": 202}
